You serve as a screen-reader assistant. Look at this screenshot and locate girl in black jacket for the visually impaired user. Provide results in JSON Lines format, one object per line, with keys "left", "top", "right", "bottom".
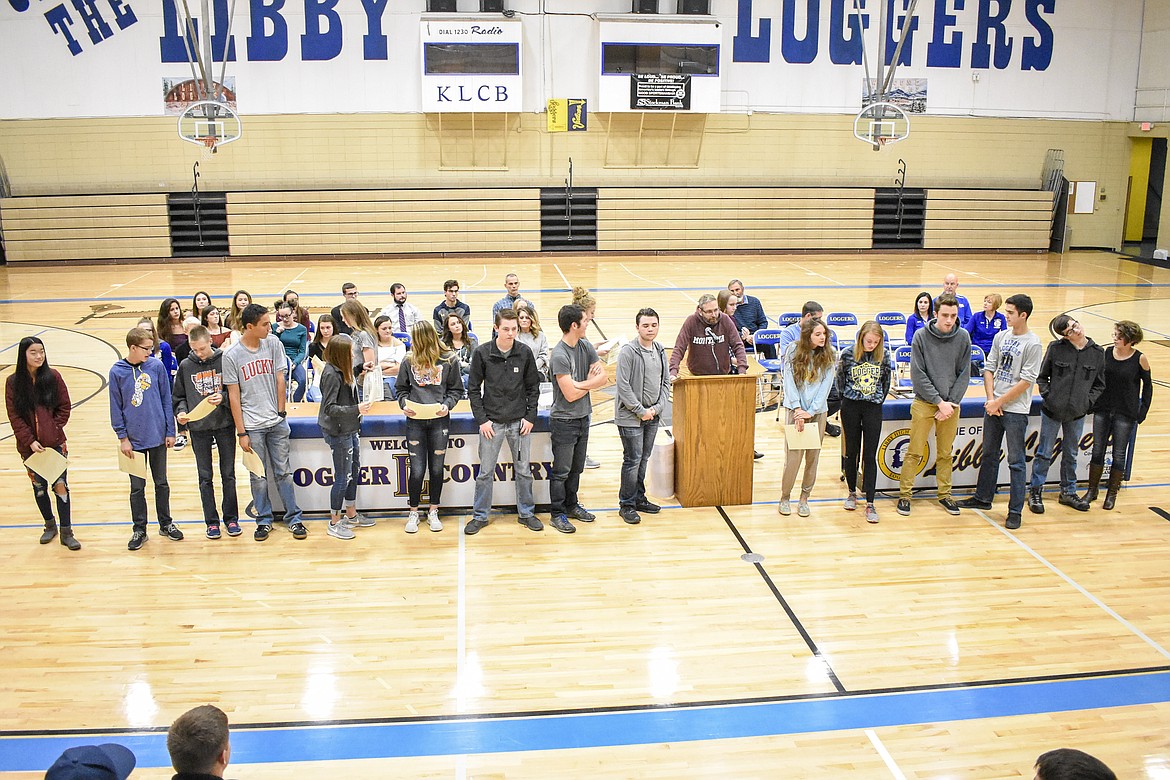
{"left": 318, "top": 334, "right": 372, "bottom": 539}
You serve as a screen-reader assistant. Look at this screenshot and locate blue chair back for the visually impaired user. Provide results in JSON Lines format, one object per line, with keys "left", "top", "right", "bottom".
{"left": 826, "top": 312, "right": 859, "bottom": 328}
{"left": 875, "top": 311, "right": 907, "bottom": 329}
{"left": 753, "top": 329, "right": 784, "bottom": 347}
{"left": 393, "top": 331, "right": 412, "bottom": 349}
{"left": 778, "top": 312, "right": 801, "bottom": 327}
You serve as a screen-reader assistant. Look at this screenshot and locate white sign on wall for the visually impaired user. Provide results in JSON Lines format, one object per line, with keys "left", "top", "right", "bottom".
{"left": 419, "top": 17, "right": 522, "bottom": 113}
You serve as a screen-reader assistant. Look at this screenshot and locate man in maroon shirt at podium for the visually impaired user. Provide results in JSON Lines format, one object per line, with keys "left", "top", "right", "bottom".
{"left": 669, "top": 294, "right": 748, "bottom": 378}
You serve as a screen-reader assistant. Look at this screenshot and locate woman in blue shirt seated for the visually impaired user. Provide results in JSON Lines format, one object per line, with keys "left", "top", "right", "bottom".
{"left": 905, "top": 291, "right": 933, "bottom": 345}
{"left": 964, "top": 292, "right": 1006, "bottom": 356}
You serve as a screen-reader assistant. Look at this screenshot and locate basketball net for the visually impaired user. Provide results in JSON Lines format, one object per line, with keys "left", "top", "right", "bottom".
{"left": 199, "top": 135, "right": 218, "bottom": 159}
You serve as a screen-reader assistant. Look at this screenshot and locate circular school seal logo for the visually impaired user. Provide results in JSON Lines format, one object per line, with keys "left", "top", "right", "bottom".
{"left": 879, "top": 427, "right": 930, "bottom": 481}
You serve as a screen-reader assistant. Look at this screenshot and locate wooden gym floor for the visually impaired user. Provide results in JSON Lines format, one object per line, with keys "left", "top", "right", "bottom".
{"left": 1, "top": 250, "right": 1170, "bottom": 778}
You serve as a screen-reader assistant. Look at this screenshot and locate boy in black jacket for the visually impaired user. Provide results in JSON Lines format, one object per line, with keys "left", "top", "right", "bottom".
{"left": 465, "top": 309, "right": 542, "bottom": 535}
{"left": 173, "top": 326, "right": 239, "bottom": 539}
{"left": 1027, "top": 314, "right": 1105, "bottom": 513}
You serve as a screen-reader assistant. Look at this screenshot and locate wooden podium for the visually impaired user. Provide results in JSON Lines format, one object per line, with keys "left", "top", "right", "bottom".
{"left": 672, "top": 372, "right": 757, "bottom": 507}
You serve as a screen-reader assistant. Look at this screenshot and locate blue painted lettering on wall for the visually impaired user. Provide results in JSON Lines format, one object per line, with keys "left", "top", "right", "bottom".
{"left": 34, "top": 0, "right": 137, "bottom": 56}
{"left": 733, "top": 0, "right": 1055, "bottom": 71}
{"left": 19, "top": 0, "right": 1054, "bottom": 70}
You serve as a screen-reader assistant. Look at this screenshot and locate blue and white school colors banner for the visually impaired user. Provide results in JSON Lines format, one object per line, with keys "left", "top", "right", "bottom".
{"left": 0, "top": 0, "right": 1143, "bottom": 120}
{"left": 283, "top": 412, "right": 552, "bottom": 513}
{"left": 875, "top": 396, "right": 1100, "bottom": 493}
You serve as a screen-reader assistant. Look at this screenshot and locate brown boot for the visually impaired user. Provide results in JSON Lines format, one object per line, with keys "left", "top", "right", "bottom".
{"left": 39, "top": 519, "right": 57, "bottom": 544}
{"left": 1085, "top": 463, "right": 1104, "bottom": 503}
{"left": 1102, "top": 471, "right": 1124, "bottom": 511}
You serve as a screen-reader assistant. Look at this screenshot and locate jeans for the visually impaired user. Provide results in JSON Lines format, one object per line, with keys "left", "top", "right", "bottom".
{"left": 27, "top": 445, "right": 70, "bottom": 527}
{"left": 472, "top": 419, "right": 535, "bottom": 522}
{"left": 1029, "top": 411, "right": 1085, "bottom": 494}
{"left": 129, "top": 444, "right": 171, "bottom": 533}
{"left": 899, "top": 399, "right": 960, "bottom": 499}
{"left": 290, "top": 361, "right": 307, "bottom": 402}
{"left": 973, "top": 411, "right": 1029, "bottom": 515}
{"left": 1090, "top": 411, "right": 1136, "bottom": 475}
{"left": 618, "top": 420, "right": 659, "bottom": 509}
{"left": 841, "top": 398, "right": 883, "bottom": 503}
{"left": 550, "top": 416, "right": 590, "bottom": 516}
{"left": 323, "top": 431, "right": 361, "bottom": 513}
{"left": 406, "top": 417, "right": 449, "bottom": 507}
{"left": 190, "top": 427, "right": 239, "bottom": 525}
{"left": 246, "top": 419, "right": 303, "bottom": 526}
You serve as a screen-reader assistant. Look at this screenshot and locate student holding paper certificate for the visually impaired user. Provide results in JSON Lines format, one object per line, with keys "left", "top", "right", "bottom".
{"left": 396, "top": 320, "right": 464, "bottom": 534}
{"left": 5, "top": 336, "right": 79, "bottom": 550}
{"left": 340, "top": 301, "right": 378, "bottom": 397}
{"left": 111, "top": 327, "right": 183, "bottom": 551}
{"left": 318, "top": 334, "right": 373, "bottom": 541}
{"left": 779, "top": 319, "right": 837, "bottom": 518}
{"left": 836, "top": 321, "right": 895, "bottom": 524}
{"left": 173, "top": 326, "right": 239, "bottom": 540}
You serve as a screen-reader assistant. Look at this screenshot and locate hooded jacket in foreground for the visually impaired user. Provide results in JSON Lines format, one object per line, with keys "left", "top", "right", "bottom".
{"left": 910, "top": 319, "right": 971, "bottom": 405}
{"left": 109, "top": 356, "right": 174, "bottom": 449}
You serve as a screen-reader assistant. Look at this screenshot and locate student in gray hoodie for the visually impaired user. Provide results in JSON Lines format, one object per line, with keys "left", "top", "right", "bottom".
{"left": 614, "top": 308, "right": 671, "bottom": 525}
{"left": 173, "top": 326, "right": 238, "bottom": 539}
{"left": 896, "top": 295, "right": 971, "bottom": 517}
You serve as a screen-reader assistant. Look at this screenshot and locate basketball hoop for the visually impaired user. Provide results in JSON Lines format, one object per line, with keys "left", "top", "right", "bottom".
{"left": 853, "top": 101, "right": 910, "bottom": 152}
{"left": 178, "top": 100, "right": 242, "bottom": 153}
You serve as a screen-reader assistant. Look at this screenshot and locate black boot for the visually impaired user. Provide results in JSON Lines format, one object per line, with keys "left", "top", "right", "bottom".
{"left": 1102, "top": 471, "right": 1124, "bottom": 511}
{"left": 59, "top": 523, "right": 81, "bottom": 551}
{"left": 39, "top": 519, "right": 57, "bottom": 544}
{"left": 1085, "top": 463, "right": 1104, "bottom": 503}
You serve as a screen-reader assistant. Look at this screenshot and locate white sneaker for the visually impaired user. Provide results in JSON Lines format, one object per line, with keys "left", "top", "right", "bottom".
{"left": 327, "top": 520, "right": 355, "bottom": 540}
{"left": 797, "top": 500, "right": 811, "bottom": 517}
{"left": 428, "top": 508, "right": 443, "bottom": 532}
{"left": 778, "top": 499, "right": 791, "bottom": 515}
{"left": 173, "top": 434, "right": 187, "bottom": 451}
{"left": 405, "top": 509, "right": 420, "bottom": 534}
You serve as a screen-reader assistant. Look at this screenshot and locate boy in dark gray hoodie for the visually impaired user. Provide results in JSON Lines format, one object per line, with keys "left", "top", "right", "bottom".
{"left": 897, "top": 295, "right": 971, "bottom": 517}
{"left": 173, "top": 326, "right": 238, "bottom": 539}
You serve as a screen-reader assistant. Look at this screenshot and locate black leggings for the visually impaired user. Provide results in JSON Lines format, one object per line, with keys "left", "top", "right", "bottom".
{"left": 841, "top": 398, "right": 884, "bottom": 503}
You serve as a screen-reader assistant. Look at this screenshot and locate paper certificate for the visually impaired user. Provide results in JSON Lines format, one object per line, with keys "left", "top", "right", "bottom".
{"left": 241, "top": 449, "right": 266, "bottom": 478}
{"left": 24, "top": 448, "right": 68, "bottom": 483}
{"left": 363, "top": 370, "right": 385, "bottom": 403}
{"left": 784, "top": 423, "right": 822, "bottom": 450}
{"left": 405, "top": 400, "right": 443, "bottom": 420}
{"left": 185, "top": 396, "right": 219, "bottom": 422}
{"left": 117, "top": 447, "right": 148, "bottom": 479}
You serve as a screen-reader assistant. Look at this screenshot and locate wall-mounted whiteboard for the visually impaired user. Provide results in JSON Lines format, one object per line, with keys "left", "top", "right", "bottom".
{"left": 1070, "top": 181, "right": 1097, "bottom": 214}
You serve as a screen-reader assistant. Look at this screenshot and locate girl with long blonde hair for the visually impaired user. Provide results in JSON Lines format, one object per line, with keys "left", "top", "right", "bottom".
{"left": 395, "top": 320, "right": 464, "bottom": 534}
{"left": 837, "top": 321, "right": 894, "bottom": 523}
{"left": 515, "top": 304, "right": 549, "bottom": 378}
{"left": 780, "top": 318, "right": 837, "bottom": 517}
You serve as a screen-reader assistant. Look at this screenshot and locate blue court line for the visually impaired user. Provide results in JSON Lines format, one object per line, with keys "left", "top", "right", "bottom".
{"left": 2, "top": 482, "right": 1168, "bottom": 531}
{"left": 4, "top": 671, "right": 1170, "bottom": 770}
{"left": 4, "top": 281, "right": 1170, "bottom": 307}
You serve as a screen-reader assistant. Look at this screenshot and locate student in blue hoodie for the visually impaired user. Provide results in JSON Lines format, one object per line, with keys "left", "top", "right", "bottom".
{"left": 110, "top": 326, "right": 183, "bottom": 551}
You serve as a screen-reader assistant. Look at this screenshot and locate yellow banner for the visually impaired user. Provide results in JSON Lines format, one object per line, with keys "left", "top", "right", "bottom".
{"left": 547, "top": 99, "right": 587, "bottom": 132}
